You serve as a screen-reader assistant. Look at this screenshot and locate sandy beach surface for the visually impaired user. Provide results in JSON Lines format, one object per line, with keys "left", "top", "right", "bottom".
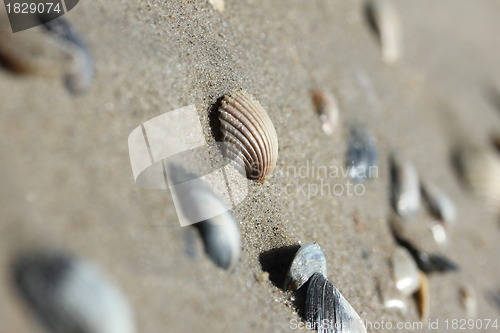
{"left": 1, "top": 0, "right": 500, "bottom": 332}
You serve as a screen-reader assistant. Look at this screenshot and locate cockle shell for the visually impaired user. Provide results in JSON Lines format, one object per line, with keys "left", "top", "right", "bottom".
{"left": 305, "top": 273, "right": 367, "bottom": 333}
{"left": 0, "top": 16, "right": 93, "bottom": 94}
{"left": 365, "top": 0, "right": 403, "bottom": 65}
{"left": 167, "top": 164, "right": 241, "bottom": 270}
{"left": 391, "top": 247, "right": 420, "bottom": 296}
{"left": 346, "top": 123, "right": 378, "bottom": 183}
{"left": 390, "top": 154, "right": 421, "bottom": 220}
{"left": 218, "top": 90, "right": 279, "bottom": 182}
{"left": 312, "top": 90, "right": 341, "bottom": 136}
{"left": 284, "top": 243, "right": 327, "bottom": 291}
{"left": 11, "top": 252, "right": 135, "bottom": 333}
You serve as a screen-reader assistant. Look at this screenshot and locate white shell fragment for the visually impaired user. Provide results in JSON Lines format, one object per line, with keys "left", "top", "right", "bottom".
{"left": 208, "top": 0, "right": 224, "bottom": 13}
{"left": 459, "top": 284, "right": 477, "bottom": 319}
{"left": 421, "top": 182, "right": 457, "bottom": 225}
{"left": 218, "top": 90, "right": 279, "bottom": 182}
{"left": 390, "top": 154, "right": 421, "bottom": 220}
{"left": 312, "top": 90, "right": 341, "bottom": 136}
{"left": 167, "top": 164, "right": 241, "bottom": 270}
{"left": 12, "top": 252, "right": 135, "bottom": 333}
{"left": 365, "top": 0, "right": 403, "bottom": 65}
{"left": 284, "top": 243, "right": 327, "bottom": 291}
{"left": 391, "top": 247, "right": 419, "bottom": 296}
{"left": 305, "top": 273, "right": 367, "bottom": 333}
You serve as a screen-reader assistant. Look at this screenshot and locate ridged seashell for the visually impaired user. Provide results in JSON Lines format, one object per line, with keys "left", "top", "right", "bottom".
{"left": 390, "top": 219, "right": 458, "bottom": 274}
{"left": 167, "top": 164, "right": 241, "bottom": 270}
{"left": 11, "top": 252, "right": 135, "bottom": 333}
{"left": 416, "top": 271, "right": 429, "bottom": 322}
{"left": 0, "top": 16, "right": 93, "bottom": 94}
{"left": 452, "top": 145, "right": 500, "bottom": 214}
{"left": 390, "top": 154, "right": 421, "bottom": 220}
{"left": 217, "top": 90, "right": 279, "bottom": 182}
{"left": 459, "top": 284, "right": 477, "bottom": 319}
{"left": 284, "top": 243, "right": 327, "bottom": 291}
{"left": 312, "top": 90, "right": 341, "bottom": 136}
{"left": 391, "top": 247, "right": 419, "bottom": 296}
{"left": 365, "top": 0, "right": 403, "bottom": 65}
{"left": 346, "top": 123, "right": 378, "bottom": 183}
{"left": 305, "top": 273, "right": 367, "bottom": 333}
{"left": 421, "top": 182, "right": 456, "bottom": 225}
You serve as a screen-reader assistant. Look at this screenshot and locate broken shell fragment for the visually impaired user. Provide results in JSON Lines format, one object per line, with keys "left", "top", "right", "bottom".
{"left": 0, "top": 16, "right": 93, "bottom": 94}
{"left": 390, "top": 154, "right": 421, "bottom": 220}
{"left": 217, "top": 90, "right": 279, "bottom": 182}
{"left": 365, "top": 0, "right": 403, "bottom": 65}
{"left": 305, "top": 272, "right": 367, "bottom": 333}
{"left": 346, "top": 123, "right": 378, "bottom": 183}
{"left": 11, "top": 252, "right": 135, "bottom": 333}
{"left": 390, "top": 220, "right": 458, "bottom": 274}
{"left": 167, "top": 164, "right": 241, "bottom": 270}
{"left": 459, "top": 284, "right": 477, "bottom": 319}
{"left": 391, "top": 247, "right": 420, "bottom": 296}
{"left": 284, "top": 243, "right": 327, "bottom": 291}
{"left": 312, "top": 90, "right": 341, "bottom": 136}
{"left": 421, "top": 182, "right": 457, "bottom": 225}
{"left": 415, "top": 271, "right": 429, "bottom": 322}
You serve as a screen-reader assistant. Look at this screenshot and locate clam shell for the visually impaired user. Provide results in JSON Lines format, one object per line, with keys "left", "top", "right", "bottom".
{"left": 453, "top": 145, "right": 500, "bottom": 214}
{"left": 167, "top": 164, "right": 241, "bottom": 270}
{"left": 305, "top": 272, "right": 367, "bottom": 333}
{"left": 346, "top": 123, "right": 378, "bottom": 183}
{"left": 421, "top": 182, "right": 456, "bottom": 225}
{"left": 391, "top": 247, "right": 420, "bottom": 296}
{"left": 218, "top": 90, "right": 279, "bottom": 182}
{"left": 284, "top": 243, "right": 327, "bottom": 291}
{"left": 0, "top": 16, "right": 93, "bottom": 94}
{"left": 390, "top": 154, "right": 421, "bottom": 220}
{"left": 365, "top": 0, "right": 403, "bottom": 65}
{"left": 11, "top": 252, "right": 135, "bottom": 333}
{"left": 208, "top": 0, "right": 224, "bottom": 13}
{"left": 312, "top": 90, "right": 341, "bottom": 136}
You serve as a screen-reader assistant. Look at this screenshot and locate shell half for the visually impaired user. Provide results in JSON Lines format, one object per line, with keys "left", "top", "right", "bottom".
{"left": 284, "top": 243, "right": 327, "bottom": 291}
{"left": 218, "top": 90, "right": 279, "bottom": 182}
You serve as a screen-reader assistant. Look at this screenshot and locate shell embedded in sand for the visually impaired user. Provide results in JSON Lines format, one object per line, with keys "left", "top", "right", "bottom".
{"left": 284, "top": 243, "right": 327, "bottom": 291}
{"left": 218, "top": 89, "right": 279, "bottom": 182}
{"left": 453, "top": 144, "right": 500, "bottom": 214}
{"left": 390, "top": 153, "right": 421, "bottom": 220}
{"left": 391, "top": 247, "right": 420, "bottom": 296}
{"left": 346, "top": 123, "right": 378, "bottom": 183}
{"left": 311, "top": 90, "right": 341, "bottom": 136}
{"left": 0, "top": 16, "right": 93, "bottom": 94}
{"left": 12, "top": 252, "right": 135, "bottom": 333}
{"left": 365, "top": 0, "right": 403, "bottom": 65}
{"left": 421, "top": 182, "right": 456, "bottom": 225}
{"left": 305, "top": 273, "right": 367, "bottom": 333}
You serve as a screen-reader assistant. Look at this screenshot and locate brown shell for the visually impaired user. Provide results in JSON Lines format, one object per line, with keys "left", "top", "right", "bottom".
{"left": 218, "top": 90, "right": 278, "bottom": 182}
